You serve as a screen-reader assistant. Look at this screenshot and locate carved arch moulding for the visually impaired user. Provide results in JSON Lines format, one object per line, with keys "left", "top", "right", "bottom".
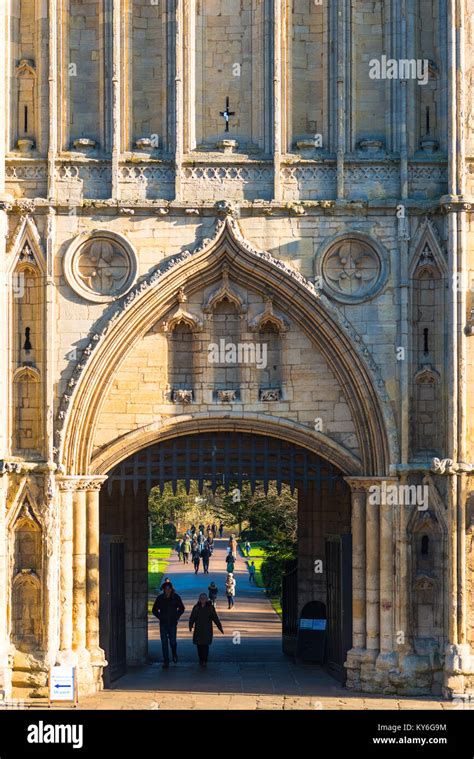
{"left": 55, "top": 215, "right": 399, "bottom": 475}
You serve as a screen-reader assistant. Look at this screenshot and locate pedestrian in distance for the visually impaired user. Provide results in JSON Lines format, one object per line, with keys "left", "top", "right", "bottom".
{"left": 248, "top": 561, "right": 256, "bottom": 584}
{"left": 152, "top": 581, "right": 185, "bottom": 669}
{"left": 189, "top": 593, "right": 224, "bottom": 667}
{"left": 225, "top": 552, "right": 235, "bottom": 574}
{"left": 182, "top": 537, "right": 191, "bottom": 564}
{"left": 244, "top": 540, "right": 251, "bottom": 557}
{"left": 176, "top": 538, "right": 183, "bottom": 562}
{"left": 212, "top": 523, "right": 217, "bottom": 538}
{"left": 219, "top": 522, "right": 224, "bottom": 538}
{"left": 225, "top": 573, "right": 236, "bottom": 609}
{"left": 208, "top": 581, "right": 218, "bottom": 606}
{"left": 229, "top": 535, "right": 237, "bottom": 558}
{"left": 192, "top": 547, "right": 201, "bottom": 574}
{"left": 201, "top": 544, "right": 210, "bottom": 574}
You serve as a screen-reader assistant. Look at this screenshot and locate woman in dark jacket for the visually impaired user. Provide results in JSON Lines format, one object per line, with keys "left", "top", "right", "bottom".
{"left": 225, "top": 552, "right": 235, "bottom": 573}
{"left": 189, "top": 593, "right": 224, "bottom": 667}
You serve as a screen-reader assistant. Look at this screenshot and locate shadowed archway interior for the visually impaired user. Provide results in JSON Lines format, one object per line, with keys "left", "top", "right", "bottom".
{"left": 99, "top": 430, "right": 352, "bottom": 684}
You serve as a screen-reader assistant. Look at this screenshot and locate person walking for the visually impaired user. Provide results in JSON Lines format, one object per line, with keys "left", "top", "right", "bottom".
{"left": 225, "top": 551, "right": 235, "bottom": 574}
{"left": 182, "top": 537, "right": 191, "bottom": 564}
{"left": 152, "top": 581, "right": 185, "bottom": 668}
{"left": 201, "top": 544, "right": 210, "bottom": 574}
{"left": 219, "top": 522, "right": 224, "bottom": 538}
{"left": 192, "top": 546, "right": 201, "bottom": 574}
{"left": 248, "top": 561, "right": 256, "bottom": 584}
{"left": 229, "top": 535, "right": 237, "bottom": 558}
{"left": 211, "top": 523, "right": 217, "bottom": 538}
{"left": 175, "top": 538, "right": 183, "bottom": 562}
{"left": 225, "top": 573, "right": 236, "bottom": 609}
{"left": 244, "top": 540, "right": 251, "bottom": 557}
{"left": 208, "top": 581, "right": 218, "bottom": 606}
{"left": 189, "top": 593, "right": 224, "bottom": 667}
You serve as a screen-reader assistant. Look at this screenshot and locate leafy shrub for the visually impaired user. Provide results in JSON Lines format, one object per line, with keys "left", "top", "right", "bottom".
{"left": 261, "top": 544, "right": 296, "bottom": 596}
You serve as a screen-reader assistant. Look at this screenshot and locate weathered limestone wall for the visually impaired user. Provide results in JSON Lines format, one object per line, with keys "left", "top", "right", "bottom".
{"left": 129, "top": 0, "right": 167, "bottom": 150}
{"left": 92, "top": 280, "right": 361, "bottom": 460}
{"left": 289, "top": 0, "right": 327, "bottom": 148}
{"left": 50, "top": 211, "right": 401, "bottom": 411}
{"left": 353, "top": 0, "right": 386, "bottom": 145}
{"left": 69, "top": 0, "right": 102, "bottom": 146}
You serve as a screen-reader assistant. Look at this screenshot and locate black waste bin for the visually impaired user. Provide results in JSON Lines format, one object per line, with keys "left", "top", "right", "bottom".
{"left": 295, "top": 601, "right": 327, "bottom": 663}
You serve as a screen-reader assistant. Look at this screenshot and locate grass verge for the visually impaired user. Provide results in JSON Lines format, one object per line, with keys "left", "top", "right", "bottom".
{"left": 148, "top": 544, "right": 173, "bottom": 613}
{"left": 239, "top": 540, "right": 282, "bottom": 619}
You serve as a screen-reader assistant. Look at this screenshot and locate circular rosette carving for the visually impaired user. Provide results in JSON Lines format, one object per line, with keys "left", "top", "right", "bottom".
{"left": 320, "top": 236, "right": 387, "bottom": 303}
{"left": 63, "top": 231, "right": 138, "bottom": 303}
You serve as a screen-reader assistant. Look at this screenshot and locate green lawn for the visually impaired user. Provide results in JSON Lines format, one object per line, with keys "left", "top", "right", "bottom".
{"left": 240, "top": 541, "right": 268, "bottom": 558}
{"left": 148, "top": 544, "right": 173, "bottom": 612}
{"left": 239, "top": 540, "right": 282, "bottom": 618}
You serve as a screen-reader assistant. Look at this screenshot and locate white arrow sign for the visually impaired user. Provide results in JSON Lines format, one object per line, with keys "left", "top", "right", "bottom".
{"left": 49, "top": 666, "right": 76, "bottom": 703}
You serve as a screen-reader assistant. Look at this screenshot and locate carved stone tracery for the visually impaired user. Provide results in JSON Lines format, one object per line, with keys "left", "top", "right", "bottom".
{"left": 63, "top": 232, "right": 138, "bottom": 304}
{"left": 322, "top": 238, "right": 382, "bottom": 302}
{"left": 77, "top": 239, "right": 129, "bottom": 296}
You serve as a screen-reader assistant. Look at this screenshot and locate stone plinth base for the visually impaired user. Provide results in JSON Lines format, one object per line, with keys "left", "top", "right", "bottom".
{"left": 345, "top": 648, "right": 444, "bottom": 696}
{"left": 443, "top": 644, "right": 474, "bottom": 698}
{"left": 11, "top": 650, "right": 49, "bottom": 698}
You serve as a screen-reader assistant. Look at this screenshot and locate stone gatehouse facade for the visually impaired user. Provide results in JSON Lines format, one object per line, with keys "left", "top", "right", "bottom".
{"left": 1, "top": 0, "right": 474, "bottom": 700}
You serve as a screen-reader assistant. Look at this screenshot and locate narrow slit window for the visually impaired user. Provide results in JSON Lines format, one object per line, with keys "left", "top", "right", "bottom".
{"left": 23, "top": 327, "right": 32, "bottom": 352}
{"left": 423, "top": 328, "right": 429, "bottom": 354}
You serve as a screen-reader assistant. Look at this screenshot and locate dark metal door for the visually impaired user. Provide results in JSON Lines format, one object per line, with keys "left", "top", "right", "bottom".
{"left": 282, "top": 564, "right": 298, "bottom": 656}
{"left": 325, "top": 534, "right": 352, "bottom": 683}
{"left": 100, "top": 535, "right": 126, "bottom": 687}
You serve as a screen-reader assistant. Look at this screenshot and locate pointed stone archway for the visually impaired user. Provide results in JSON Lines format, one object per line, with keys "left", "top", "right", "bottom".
{"left": 54, "top": 214, "right": 400, "bottom": 694}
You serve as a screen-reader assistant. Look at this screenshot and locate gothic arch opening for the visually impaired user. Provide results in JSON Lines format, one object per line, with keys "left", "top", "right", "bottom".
{"left": 98, "top": 430, "right": 352, "bottom": 683}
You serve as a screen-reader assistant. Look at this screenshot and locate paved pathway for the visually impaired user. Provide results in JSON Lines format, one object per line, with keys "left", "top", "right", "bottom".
{"left": 46, "top": 539, "right": 451, "bottom": 710}
{"left": 148, "top": 538, "right": 283, "bottom": 664}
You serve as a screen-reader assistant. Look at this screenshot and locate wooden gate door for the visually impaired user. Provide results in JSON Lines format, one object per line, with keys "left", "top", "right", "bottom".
{"left": 282, "top": 564, "right": 298, "bottom": 656}
{"left": 100, "top": 535, "right": 126, "bottom": 687}
{"left": 325, "top": 534, "right": 352, "bottom": 683}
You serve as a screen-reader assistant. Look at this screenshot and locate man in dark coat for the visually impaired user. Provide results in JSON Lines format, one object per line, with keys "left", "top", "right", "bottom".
{"left": 201, "top": 544, "right": 210, "bottom": 574}
{"left": 152, "top": 581, "right": 185, "bottom": 668}
{"left": 189, "top": 593, "right": 224, "bottom": 667}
